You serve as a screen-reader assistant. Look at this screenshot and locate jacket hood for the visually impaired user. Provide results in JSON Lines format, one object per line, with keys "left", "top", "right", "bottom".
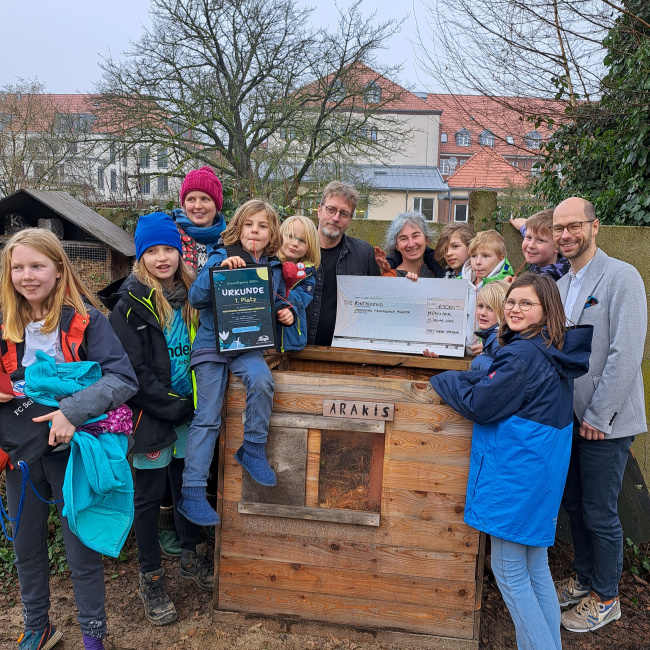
{"left": 98, "top": 274, "right": 149, "bottom": 311}
{"left": 505, "top": 325, "right": 593, "bottom": 380}
{"left": 476, "top": 324, "right": 500, "bottom": 357}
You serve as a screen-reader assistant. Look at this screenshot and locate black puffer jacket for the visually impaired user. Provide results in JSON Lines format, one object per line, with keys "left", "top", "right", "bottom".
{"left": 99, "top": 275, "right": 194, "bottom": 455}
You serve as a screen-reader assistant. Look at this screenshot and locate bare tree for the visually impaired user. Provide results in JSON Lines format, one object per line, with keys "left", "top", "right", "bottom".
{"left": 96, "top": 0, "right": 408, "bottom": 203}
{"left": 0, "top": 79, "right": 102, "bottom": 200}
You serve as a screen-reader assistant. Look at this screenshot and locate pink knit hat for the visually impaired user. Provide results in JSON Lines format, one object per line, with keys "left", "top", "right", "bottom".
{"left": 180, "top": 166, "right": 223, "bottom": 212}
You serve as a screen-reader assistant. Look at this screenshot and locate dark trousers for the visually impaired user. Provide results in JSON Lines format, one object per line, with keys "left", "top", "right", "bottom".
{"left": 134, "top": 457, "right": 199, "bottom": 574}
{"left": 6, "top": 450, "right": 106, "bottom": 638}
{"left": 561, "top": 430, "right": 633, "bottom": 600}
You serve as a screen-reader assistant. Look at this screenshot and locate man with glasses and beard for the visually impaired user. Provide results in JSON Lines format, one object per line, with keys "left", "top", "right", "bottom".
{"left": 306, "top": 181, "right": 380, "bottom": 346}
{"left": 552, "top": 197, "right": 647, "bottom": 633}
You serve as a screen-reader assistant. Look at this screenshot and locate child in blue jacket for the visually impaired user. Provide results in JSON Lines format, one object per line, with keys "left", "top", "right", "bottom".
{"left": 430, "top": 273, "right": 593, "bottom": 650}
{"left": 180, "top": 200, "right": 294, "bottom": 526}
{"left": 470, "top": 280, "right": 508, "bottom": 370}
{"left": 277, "top": 215, "right": 320, "bottom": 352}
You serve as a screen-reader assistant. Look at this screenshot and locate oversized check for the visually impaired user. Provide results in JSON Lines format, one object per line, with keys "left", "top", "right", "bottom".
{"left": 332, "top": 276, "right": 467, "bottom": 357}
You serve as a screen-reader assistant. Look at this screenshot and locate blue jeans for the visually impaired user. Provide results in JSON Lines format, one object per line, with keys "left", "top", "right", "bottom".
{"left": 6, "top": 450, "right": 106, "bottom": 638}
{"left": 183, "top": 352, "right": 274, "bottom": 488}
{"left": 561, "top": 431, "right": 633, "bottom": 599}
{"left": 491, "top": 536, "right": 561, "bottom": 650}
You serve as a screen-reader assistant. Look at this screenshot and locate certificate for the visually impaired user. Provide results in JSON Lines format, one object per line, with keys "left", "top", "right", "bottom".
{"left": 332, "top": 276, "right": 467, "bottom": 357}
{"left": 211, "top": 265, "right": 276, "bottom": 353}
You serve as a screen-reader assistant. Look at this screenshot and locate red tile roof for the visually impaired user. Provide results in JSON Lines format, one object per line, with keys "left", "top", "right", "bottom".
{"left": 446, "top": 147, "right": 530, "bottom": 189}
{"left": 428, "top": 93, "right": 565, "bottom": 156}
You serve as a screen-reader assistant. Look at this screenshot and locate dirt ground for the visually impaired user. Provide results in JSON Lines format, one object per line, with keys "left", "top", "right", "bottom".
{"left": 1, "top": 537, "right": 649, "bottom": 650}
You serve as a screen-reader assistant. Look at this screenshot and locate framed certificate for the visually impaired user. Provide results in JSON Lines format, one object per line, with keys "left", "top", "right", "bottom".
{"left": 210, "top": 264, "right": 276, "bottom": 353}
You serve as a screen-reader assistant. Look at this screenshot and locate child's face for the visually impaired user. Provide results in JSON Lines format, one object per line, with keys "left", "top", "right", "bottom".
{"left": 471, "top": 248, "right": 504, "bottom": 281}
{"left": 183, "top": 191, "right": 217, "bottom": 227}
{"left": 444, "top": 234, "right": 469, "bottom": 272}
{"left": 523, "top": 229, "right": 557, "bottom": 267}
{"left": 505, "top": 286, "right": 544, "bottom": 332}
{"left": 142, "top": 245, "right": 180, "bottom": 288}
{"left": 475, "top": 300, "right": 498, "bottom": 330}
{"left": 240, "top": 211, "right": 271, "bottom": 256}
{"left": 281, "top": 220, "right": 308, "bottom": 264}
{"left": 11, "top": 244, "right": 61, "bottom": 317}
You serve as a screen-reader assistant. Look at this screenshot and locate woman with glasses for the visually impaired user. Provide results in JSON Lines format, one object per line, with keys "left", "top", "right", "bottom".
{"left": 431, "top": 274, "right": 593, "bottom": 650}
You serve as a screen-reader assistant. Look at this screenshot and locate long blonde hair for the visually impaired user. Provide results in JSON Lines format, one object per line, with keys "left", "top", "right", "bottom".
{"left": 0, "top": 228, "right": 98, "bottom": 343}
{"left": 133, "top": 251, "right": 197, "bottom": 331}
{"left": 222, "top": 200, "right": 282, "bottom": 257}
{"left": 278, "top": 215, "right": 321, "bottom": 267}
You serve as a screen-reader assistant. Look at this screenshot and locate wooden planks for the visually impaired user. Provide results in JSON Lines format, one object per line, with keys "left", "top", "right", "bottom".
{"left": 218, "top": 359, "right": 481, "bottom": 642}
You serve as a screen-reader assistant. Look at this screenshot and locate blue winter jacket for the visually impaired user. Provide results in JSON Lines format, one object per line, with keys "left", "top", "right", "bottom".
{"left": 430, "top": 326, "right": 593, "bottom": 546}
{"left": 470, "top": 325, "right": 501, "bottom": 371}
{"left": 188, "top": 244, "right": 293, "bottom": 352}
{"left": 279, "top": 265, "right": 316, "bottom": 352}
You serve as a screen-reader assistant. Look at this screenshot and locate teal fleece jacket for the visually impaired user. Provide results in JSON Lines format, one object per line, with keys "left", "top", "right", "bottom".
{"left": 63, "top": 430, "right": 134, "bottom": 557}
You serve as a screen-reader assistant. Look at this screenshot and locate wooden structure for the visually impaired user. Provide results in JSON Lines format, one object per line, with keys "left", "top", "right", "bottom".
{"left": 214, "top": 347, "right": 484, "bottom": 649}
{"left": 0, "top": 190, "right": 135, "bottom": 294}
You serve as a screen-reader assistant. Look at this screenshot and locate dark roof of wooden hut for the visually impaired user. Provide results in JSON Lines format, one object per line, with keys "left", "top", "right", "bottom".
{"left": 0, "top": 189, "right": 135, "bottom": 257}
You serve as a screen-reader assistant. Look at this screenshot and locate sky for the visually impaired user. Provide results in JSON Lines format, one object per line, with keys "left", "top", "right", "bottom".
{"left": 1, "top": 0, "right": 442, "bottom": 95}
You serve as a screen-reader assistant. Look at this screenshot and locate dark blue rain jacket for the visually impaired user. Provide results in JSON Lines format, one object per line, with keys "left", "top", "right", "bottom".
{"left": 430, "top": 326, "right": 593, "bottom": 546}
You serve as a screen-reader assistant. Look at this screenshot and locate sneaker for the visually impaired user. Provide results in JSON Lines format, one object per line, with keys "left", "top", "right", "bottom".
{"left": 556, "top": 575, "right": 590, "bottom": 607}
{"left": 561, "top": 593, "right": 621, "bottom": 633}
{"left": 17, "top": 624, "right": 63, "bottom": 650}
{"left": 179, "top": 543, "right": 214, "bottom": 592}
{"left": 138, "top": 567, "right": 177, "bottom": 626}
{"left": 158, "top": 528, "right": 182, "bottom": 557}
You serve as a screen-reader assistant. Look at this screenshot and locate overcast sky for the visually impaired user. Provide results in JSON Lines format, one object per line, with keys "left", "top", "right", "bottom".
{"left": 1, "top": 0, "right": 441, "bottom": 94}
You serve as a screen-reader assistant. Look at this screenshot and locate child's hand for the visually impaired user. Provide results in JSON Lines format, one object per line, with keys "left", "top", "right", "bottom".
{"left": 277, "top": 308, "right": 294, "bottom": 326}
{"left": 374, "top": 246, "right": 391, "bottom": 272}
{"left": 504, "top": 275, "right": 515, "bottom": 284}
{"left": 509, "top": 217, "right": 527, "bottom": 231}
{"left": 0, "top": 391, "right": 13, "bottom": 403}
{"left": 405, "top": 271, "right": 419, "bottom": 282}
{"left": 33, "top": 410, "right": 76, "bottom": 446}
{"left": 423, "top": 349, "right": 439, "bottom": 358}
{"left": 221, "top": 256, "right": 246, "bottom": 269}
{"left": 470, "top": 341, "right": 484, "bottom": 356}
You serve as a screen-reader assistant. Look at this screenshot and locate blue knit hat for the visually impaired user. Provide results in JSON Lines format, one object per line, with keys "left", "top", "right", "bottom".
{"left": 135, "top": 212, "right": 183, "bottom": 260}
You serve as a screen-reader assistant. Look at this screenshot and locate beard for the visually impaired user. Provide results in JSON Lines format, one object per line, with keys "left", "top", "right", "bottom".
{"left": 320, "top": 223, "right": 342, "bottom": 239}
{"left": 561, "top": 227, "right": 594, "bottom": 260}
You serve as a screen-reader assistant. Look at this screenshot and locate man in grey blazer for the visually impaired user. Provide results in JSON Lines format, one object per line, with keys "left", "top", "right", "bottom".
{"left": 552, "top": 197, "right": 647, "bottom": 633}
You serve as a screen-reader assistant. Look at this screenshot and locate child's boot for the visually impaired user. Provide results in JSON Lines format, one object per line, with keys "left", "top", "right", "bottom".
{"left": 158, "top": 506, "right": 182, "bottom": 557}
{"left": 17, "top": 624, "right": 62, "bottom": 650}
{"left": 234, "top": 441, "right": 277, "bottom": 486}
{"left": 82, "top": 636, "right": 104, "bottom": 650}
{"left": 138, "top": 567, "right": 177, "bottom": 626}
{"left": 179, "top": 543, "right": 214, "bottom": 592}
{"left": 178, "top": 486, "right": 220, "bottom": 526}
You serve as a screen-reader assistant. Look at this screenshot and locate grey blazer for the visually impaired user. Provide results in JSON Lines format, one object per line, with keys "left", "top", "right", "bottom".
{"left": 557, "top": 248, "right": 647, "bottom": 439}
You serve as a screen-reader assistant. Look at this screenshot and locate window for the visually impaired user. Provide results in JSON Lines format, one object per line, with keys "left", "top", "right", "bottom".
{"left": 363, "top": 82, "right": 381, "bottom": 104}
{"left": 525, "top": 130, "right": 542, "bottom": 149}
{"left": 455, "top": 128, "right": 471, "bottom": 147}
{"left": 139, "top": 147, "right": 150, "bottom": 168}
{"left": 506, "top": 135, "right": 515, "bottom": 145}
{"left": 439, "top": 159, "right": 450, "bottom": 175}
{"left": 157, "top": 176, "right": 169, "bottom": 194}
{"left": 157, "top": 147, "right": 169, "bottom": 168}
{"left": 330, "top": 79, "right": 345, "bottom": 102}
{"left": 55, "top": 112, "right": 96, "bottom": 133}
{"left": 97, "top": 167, "right": 104, "bottom": 190}
{"left": 441, "top": 132, "right": 448, "bottom": 143}
{"left": 454, "top": 204, "right": 468, "bottom": 222}
{"left": 0, "top": 113, "right": 12, "bottom": 130}
{"left": 109, "top": 143, "right": 116, "bottom": 163}
{"left": 479, "top": 129, "right": 495, "bottom": 147}
{"left": 531, "top": 162, "right": 541, "bottom": 177}
{"left": 413, "top": 197, "right": 435, "bottom": 222}
{"left": 140, "top": 174, "right": 150, "bottom": 195}
{"left": 110, "top": 170, "right": 117, "bottom": 191}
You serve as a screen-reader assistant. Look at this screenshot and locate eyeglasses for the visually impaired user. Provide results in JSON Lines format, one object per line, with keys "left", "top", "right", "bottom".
{"left": 283, "top": 233, "right": 307, "bottom": 245}
{"left": 322, "top": 205, "right": 352, "bottom": 220}
{"left": 552, "top": 220, "right": 595, "bottom": 235}
{"left": 504, "top": 299, "right": 541, "bottom": 311}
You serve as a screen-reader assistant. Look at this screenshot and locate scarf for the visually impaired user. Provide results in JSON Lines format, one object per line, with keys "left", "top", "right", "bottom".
{"left": 162, "top": 282, "right": 188, "bottom": 310}
{"left": 173, "top": 211, "right": 226, "bottom": 245}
